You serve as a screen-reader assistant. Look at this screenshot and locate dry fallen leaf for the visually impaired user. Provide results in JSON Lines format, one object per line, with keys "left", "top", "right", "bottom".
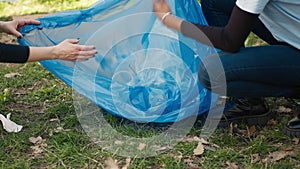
{"left": 29, "top": 136, "right": 43, "bottom": 144}
{"left": 5, "top": 145, "right": 13, "bottom": 151}
{"left": 152, "top": 145, "right": 169, "bottom": 153}
{"left": 138, "top": 143, "right": 146, "bottom": 151}
{"left": 226, "top": 161, "right": 238, "bottom": 169}
{"left": 175, "top": 154, "right": 183, "bottom": 161}
{"left": 270, "top": 151, "right": 289, "bottom": 162}
{"left": 184, "top": 159, "right": 193, "bottom": 163}
{"left": 121, "top": 157, "right": 131, "bottom": 169}
{"left": 29, "top": 136, "right": 47, "bottom": 156}
{"left": 282, "top": 146, "right": 293, "bottom": 151}
{"left": 4, "top": 73, "right": 21, "bottom": 78}
{"left": 251, "top": 153, "right": 260, "bottom": 164}
{"left": 193, "top": 142, "right": 204, "bottom": 156}
{"left": 105, "top": 157, "right": 119, "bottom": 169}
{"left": 293, "top": 138, "right": 299, "bottom": 145}
{"left": 267, "top": 119, "right": 277, "bottom": 126}
{"left": 199, "top": 138, "right": 210, "bottom": 145}
{"left": 244, "top": 126, "right": 256, "bottom": 138}
{"left": 183, "top": 136, "right": 219, "bottom": 154}
{"left": 182, "top": 136, "right": 201, "bottom": 142}
{"left": 114, "top": 140, "right": 123, "bottom": 145}
{"left": 30, "top": 145, "right": 43, "bottom": 154}
{"left": 277, "top": 106, "right": 292, "bottom": 113}
{"left": 49, "top": 118, "right": 59, "bottom": 122}
{"left": 264, "top": 150, "right": 293, "bottom": 163}
{"left": 54, "top": 126, "right": 63, "bottom": 133}
{"left": 49, "top": 131, "right": 53, "bottom": 137}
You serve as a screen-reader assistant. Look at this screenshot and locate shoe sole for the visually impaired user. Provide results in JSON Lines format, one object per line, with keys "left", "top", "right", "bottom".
{"left": 206, "top": 109, "right": 274, "bottom": 128}
{"left": 282, "top": 126, "right": 300, "bottom": 138}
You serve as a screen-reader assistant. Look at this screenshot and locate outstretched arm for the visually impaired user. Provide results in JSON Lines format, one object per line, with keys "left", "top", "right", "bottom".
{"left": 0, "top": 39, "right": 97, "bottom": 63}
{"left": 152, "top": 0, "right": 259, "bottom": 53}
{"left": 0, "top": 19, "right": 97, "bottom": 63}
{"left": 27, "top": 39, "right": 97, "bottom": 62}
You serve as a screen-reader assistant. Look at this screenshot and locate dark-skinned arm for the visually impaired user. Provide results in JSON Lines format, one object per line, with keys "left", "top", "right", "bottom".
{"left": 153, "top": 0, "right": 259, "bottom": 53}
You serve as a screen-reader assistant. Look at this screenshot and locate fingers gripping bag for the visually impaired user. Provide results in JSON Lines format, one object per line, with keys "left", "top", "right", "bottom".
{"left": 19, "top": 0, "right": 219, "bottom": 123}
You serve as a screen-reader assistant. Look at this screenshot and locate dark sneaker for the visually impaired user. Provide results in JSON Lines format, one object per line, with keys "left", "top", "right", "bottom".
{"left": 283, "top": 114, "right": 300, "bottom": 137}
{"left": 208, "top": 97, "right": 274, "bottom": 128}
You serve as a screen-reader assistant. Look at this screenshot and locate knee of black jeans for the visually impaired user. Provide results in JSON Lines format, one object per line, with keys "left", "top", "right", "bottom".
{"left": 198, "top": 59, "right": 228, "bottom": 94}
{"left": 198, "top": 61, "right": 212, "bottom": 91}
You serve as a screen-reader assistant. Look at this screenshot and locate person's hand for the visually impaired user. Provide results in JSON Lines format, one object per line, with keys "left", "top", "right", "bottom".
{"left": 52, "top": 39, "right": 97, "bottom": 61}
{"left": 0, "top": 19, "right": 40, "bottom": 37}
{"left": 152, "top": 0, "right": 171, "bottom": 20}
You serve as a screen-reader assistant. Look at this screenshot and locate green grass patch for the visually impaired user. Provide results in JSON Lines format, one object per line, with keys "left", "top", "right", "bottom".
{"left": 0, "top": 0, "right": 98, "bottom": 18}
{"left": 2, "top": 62, "right": 299, "bottom": 168}
{"left": 0, "top": 1, "right": 300, "bottom": 168}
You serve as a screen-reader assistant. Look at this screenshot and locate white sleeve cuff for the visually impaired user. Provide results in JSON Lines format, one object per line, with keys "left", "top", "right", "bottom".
{"left": 236, "top": 0, "right": 269, "bottom": 14}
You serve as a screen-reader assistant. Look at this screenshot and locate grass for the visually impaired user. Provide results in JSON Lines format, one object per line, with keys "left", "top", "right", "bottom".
{"left": 0, "top": 0, "right": 300, "bottom": 168}
{"left": 0, "top": 45, "right": 299, "bottom": 169}
{"left": 0, "top": 0, "right": 98, "bottom": 18}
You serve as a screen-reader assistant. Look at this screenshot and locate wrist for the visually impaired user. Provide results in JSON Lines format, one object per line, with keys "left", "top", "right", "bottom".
{"left": 161, "top": 12, "right": 172, "bottom": 23}
{"left": 50, "top": 46, "right": 59, "bottom": 60}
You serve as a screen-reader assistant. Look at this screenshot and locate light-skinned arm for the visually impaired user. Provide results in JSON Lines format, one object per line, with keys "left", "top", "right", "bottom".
{"left": 0, "top": 19, "right": 97, "bottom": 62}
{"left": 28, "top": 39, "right": 97, "bottom": 62}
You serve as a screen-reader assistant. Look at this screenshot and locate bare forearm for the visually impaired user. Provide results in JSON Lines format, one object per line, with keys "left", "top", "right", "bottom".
{"left": 162, "top": 7, "right": 258, "bottom": 53}
{"left": 28, "top": 39, "right": 97, "bottom": 62}
{"left": 27, "top": 46, "right": 56, "bottom": 62}
{"left": 161, "top": 14, "right": 218, "bottom": 49}
{"left": 161, "top": 15, "right": 216, "bottom": 49}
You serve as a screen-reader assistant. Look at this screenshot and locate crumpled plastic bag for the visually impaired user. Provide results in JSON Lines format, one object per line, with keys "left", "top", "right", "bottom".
{"left": 0, "top": 113, "right": 23, "bottom": 133}
{"left": 19, "top": 0, "right": 218, "bottom": 123}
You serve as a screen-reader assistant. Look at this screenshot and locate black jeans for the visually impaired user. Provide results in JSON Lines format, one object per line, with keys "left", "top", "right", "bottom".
{"left": 198, "top": 0, "right": 300, "bottom": 97}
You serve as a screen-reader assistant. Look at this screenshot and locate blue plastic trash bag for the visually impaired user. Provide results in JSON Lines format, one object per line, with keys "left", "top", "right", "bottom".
{"left": 19, "top": 0, "right": 218, "bottom": 123}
